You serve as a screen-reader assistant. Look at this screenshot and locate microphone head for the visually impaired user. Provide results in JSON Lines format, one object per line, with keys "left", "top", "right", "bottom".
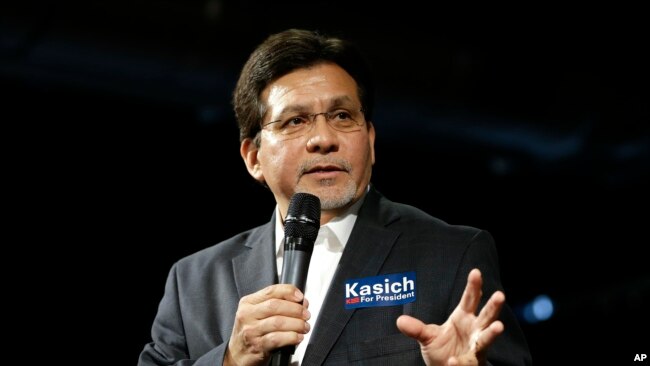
{"left": 284, "top": 193, "right": 320, "bottom": 241}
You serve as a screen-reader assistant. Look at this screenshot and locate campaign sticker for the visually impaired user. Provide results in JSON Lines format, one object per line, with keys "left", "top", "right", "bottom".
{"left": 344, "top": 271, "right": 416, "bottom": 309}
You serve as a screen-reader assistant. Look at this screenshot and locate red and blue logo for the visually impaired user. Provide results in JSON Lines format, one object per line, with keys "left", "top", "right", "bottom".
{"left": 344, "top": 272, "right": 416, "bottom": 309}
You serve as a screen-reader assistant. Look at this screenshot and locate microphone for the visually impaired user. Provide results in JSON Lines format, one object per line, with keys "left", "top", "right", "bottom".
{"left": 271, "top": 192, "right": 320, "bottom": 366}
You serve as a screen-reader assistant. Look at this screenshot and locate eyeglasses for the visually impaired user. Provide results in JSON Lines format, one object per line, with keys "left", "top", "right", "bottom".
{"left": 261, "top": 108, "right": 365, "bottom": 139}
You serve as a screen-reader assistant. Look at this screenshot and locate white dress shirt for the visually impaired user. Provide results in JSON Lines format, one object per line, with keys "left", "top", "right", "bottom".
{"left": 274, "top": 193, "right": 366, "bottom": 365}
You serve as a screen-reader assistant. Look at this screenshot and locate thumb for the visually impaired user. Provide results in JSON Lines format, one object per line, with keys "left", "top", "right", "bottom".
{"left": 396, "top": 315, "right": 438, "bottom": 344}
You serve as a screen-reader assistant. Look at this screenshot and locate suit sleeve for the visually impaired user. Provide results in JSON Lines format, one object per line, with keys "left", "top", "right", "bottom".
{"left": 138, "top": 263, "right": 229, "bottom": 366}
{"left": 450, "top": 230, "right": 533, "bottom": 366}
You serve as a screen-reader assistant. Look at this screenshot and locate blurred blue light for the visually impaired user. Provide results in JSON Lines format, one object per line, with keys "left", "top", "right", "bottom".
{"left": 522, "top": 294, "right": 554, "bottom": 324}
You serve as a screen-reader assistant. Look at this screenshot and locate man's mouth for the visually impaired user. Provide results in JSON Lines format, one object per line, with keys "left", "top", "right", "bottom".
{"left": 304, "top": 165, "right": 345, "bottom": 174}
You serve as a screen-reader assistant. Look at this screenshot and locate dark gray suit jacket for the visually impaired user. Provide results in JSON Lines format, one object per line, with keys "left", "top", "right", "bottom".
{"left": 139, "top": 188, "right": 532, "bottom": 365}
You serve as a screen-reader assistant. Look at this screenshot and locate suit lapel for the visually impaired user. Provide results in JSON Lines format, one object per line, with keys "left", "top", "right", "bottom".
{"left": 232, "top": 216, "right": 278, "bottom": 299}
{"left": 303, "top": 189, "right": 401, "bottom": 365}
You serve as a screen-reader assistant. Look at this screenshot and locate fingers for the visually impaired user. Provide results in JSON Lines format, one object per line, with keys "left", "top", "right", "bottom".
{"left": 239, "top": 283, "right": 307, "bottom": 321}
{"left": 247, "top": 297, "right": 310, "bottom": 320}
{"left": 446, "top": 319, "right": 504, "bottom": 366}
{"left": 448, "top": 321, "right": 503, "bottom": 366}
{"left": 396, "top": 315, "right": 438, "bottom": 344}
{"left": 257, "top": 330, "right": 306, "bottom": 352}
{"left": 400, "top": 270, "right": 508, "bottom": 366}
{"left": 475, "top": 290, "right": 505, "bottom": 329}
{"left": 237, "top": 284, "right": 310, "bottom": 329}
{"left": 228, "top": 284, "right": 310, "bottom": 364}
{"left": 473, "top": 320, "right": 504, "bottom": 353}
{"left": 243, "top": 283, "right": 304, "bottom": 305}
{"left": 459, "top": 269, "right": 483, "bottom": 314}
{"left": 256, "top": 313, "right": 311, "bottom": 335}
{"left": 460, "top": 270, "right": 506, "bottom": 352}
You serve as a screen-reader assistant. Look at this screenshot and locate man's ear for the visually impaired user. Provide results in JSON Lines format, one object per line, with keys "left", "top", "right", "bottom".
{"left": 240, "top": 138, "right": 265, "bottom": 183}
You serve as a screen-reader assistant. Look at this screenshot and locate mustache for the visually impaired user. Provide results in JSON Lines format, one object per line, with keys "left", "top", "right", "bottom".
{"left": 298, "top": 157, "right": 353, "bottom": 176}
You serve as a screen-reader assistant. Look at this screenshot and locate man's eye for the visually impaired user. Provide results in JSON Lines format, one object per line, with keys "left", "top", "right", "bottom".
{"left": 285, "top": 117, "right": 307, "bottom": 127}
{"left": 334, "top": 111, "right": 352, "bottom": 120}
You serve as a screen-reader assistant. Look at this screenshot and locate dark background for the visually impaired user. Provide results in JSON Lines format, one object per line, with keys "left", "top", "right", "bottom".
{"left": 3, "top": 1, "right": 648, "bottom": 364}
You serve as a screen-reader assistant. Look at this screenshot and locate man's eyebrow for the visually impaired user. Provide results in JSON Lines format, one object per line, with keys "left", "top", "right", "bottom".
{"left": 275, "top": 96, "right": 357, "bottom": 116}
{"left": 329, "top": 96, "right": 355, "bottom": 108}
{"left": 275, "top": 104, "right": 311, "bottom": 116}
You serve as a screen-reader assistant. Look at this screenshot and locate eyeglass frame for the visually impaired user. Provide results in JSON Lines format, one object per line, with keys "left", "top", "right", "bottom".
{"left": 260, "top": 108, "right": 366, "bottom": 138}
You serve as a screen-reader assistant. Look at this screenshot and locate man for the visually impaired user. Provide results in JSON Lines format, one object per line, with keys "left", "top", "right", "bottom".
{"left": 139, "top": 29, "right": 532, "bottom": 366}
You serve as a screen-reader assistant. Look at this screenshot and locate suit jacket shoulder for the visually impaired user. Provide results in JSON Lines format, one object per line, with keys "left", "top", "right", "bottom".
{"left": 139, "top": 217, "right": 278, "bottom": 366}
{"left": 174, "top": 222, "right": 272, "bottom": 280}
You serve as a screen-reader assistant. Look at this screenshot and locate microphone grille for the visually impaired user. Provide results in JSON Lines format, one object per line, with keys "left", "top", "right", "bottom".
{"left": 284, "top": 193, "right": 321, "bottom": 241}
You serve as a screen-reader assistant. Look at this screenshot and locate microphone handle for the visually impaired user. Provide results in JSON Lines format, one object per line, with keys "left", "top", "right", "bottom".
{"left": 270, "top": 346, "right": 294, "bottom": 366}
{"left": 272, "top": 239, "right": 314, "bottom": 366}
{"left": 280, "top": 247, "right": 312, "bottom": 290}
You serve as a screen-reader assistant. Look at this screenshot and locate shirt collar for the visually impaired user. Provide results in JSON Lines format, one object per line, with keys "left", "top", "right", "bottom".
{"left": 274, "top": 186, "right": 369, "bottom": 257}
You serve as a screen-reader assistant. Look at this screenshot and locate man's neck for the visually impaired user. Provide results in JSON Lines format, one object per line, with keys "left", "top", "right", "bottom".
{"left": 319, "top": 208, "right": 347, "bottom": 225}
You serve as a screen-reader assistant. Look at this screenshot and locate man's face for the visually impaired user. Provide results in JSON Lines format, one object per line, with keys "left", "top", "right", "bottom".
{"left": 241, "top": 62, "right": 375, "bottom": 222}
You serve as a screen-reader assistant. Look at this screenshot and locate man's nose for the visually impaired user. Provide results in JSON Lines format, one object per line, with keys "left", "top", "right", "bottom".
{"left": 305, "top": 114, "right": 339, "bottom": 154}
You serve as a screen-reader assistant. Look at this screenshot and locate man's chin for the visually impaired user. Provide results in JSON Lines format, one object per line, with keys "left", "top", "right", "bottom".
{"left": 296, "top": 180, "right": 357, "bottom": 210}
